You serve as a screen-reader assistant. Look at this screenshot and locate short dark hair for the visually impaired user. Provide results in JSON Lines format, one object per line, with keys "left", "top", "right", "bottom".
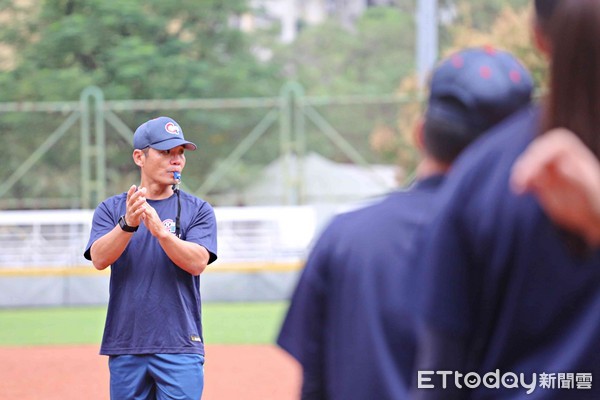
{"left": 423, "top": 99, "right": 474, "bottom": 164}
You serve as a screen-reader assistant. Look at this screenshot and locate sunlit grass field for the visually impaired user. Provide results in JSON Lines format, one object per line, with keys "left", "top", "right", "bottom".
{"left": 0, "top": 302, "right": 289, "bottom": 347}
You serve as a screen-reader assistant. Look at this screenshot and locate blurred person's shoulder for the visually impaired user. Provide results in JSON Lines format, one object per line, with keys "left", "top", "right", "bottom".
{"left": 326, "top": 176, "right": 445, "bottom": 238}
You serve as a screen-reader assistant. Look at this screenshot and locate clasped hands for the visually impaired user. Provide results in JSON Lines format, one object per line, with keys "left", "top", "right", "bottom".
{"left": 124, "top": 185, "right": 170, "bottom": 239}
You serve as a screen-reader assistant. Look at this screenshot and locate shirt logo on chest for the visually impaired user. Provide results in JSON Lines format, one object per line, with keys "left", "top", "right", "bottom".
{"left": 162, "top": 219, "right": 176, "bottom": 234}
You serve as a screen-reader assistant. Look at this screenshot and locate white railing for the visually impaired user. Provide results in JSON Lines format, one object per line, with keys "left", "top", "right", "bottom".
{"left": 0, "top": 206, "right": 319, "bottom": 269}
{"left": 0, "top": 210, "right": 93, "bottom": 268}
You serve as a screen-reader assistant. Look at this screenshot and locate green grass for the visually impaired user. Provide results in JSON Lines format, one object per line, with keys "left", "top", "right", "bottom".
{"left": 0, "top": 302, "right": 289, "bottom": 347}
{"left": 203, "top": 302, "right": 288, "bottom": 344}
{"left": 0, "top": 306, "right": 106, "bottom": 346}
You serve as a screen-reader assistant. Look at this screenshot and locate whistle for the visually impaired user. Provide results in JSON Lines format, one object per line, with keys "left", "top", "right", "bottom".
{"left": 172, "top": 171, "right": 181, "bottom": 192}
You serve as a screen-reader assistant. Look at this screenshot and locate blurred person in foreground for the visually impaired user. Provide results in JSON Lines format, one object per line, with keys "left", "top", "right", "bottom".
{"left": 409, "top": 0, "right": 600, "bottom": 398}
{"left": 84, "top": 116, "right": 217, "bottom": 400}
{"left": 512, "top": 127, "right": 600, "bottom": 247}
{"left": 277, "top": 47, "right": 533, "bottom": 400}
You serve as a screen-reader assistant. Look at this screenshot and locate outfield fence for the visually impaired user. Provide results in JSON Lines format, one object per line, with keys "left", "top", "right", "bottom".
{"left": 0, "top": 206, "right": 331, "bottom": 307}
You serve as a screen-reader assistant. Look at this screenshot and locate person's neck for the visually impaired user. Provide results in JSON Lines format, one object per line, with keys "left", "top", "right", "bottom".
{"left": 414, "top": 156, "right": 449, "bottom": 180}
{"left": 139, "top": 180, "right": 174, "bottom": 200}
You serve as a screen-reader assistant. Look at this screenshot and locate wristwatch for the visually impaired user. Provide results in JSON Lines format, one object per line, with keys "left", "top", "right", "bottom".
{"left": 118, "top": 215, "right": 138, "bottom": 232}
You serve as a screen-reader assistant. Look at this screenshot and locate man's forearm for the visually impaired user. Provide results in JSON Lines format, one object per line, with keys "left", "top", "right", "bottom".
{"left": 89, "top": 225, "right": 134, "bottom": 270}
{"left": 157, "top": 234, "right": 210, "bottom": 276}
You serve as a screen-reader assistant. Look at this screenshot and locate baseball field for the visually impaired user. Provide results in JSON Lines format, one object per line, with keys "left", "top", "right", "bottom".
{"left": 0, "top": 302, "right": 301, "bottom": 400}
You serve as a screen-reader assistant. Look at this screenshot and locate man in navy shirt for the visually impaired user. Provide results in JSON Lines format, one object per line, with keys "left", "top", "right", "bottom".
{"left": 84, "top": 116, "right": 217, "bottom": 400}
{"left": 410, "top": 1, "right": 600, "bottom": 398}
{"left": 277, "top": 47, "right": 533, "bottom": 399}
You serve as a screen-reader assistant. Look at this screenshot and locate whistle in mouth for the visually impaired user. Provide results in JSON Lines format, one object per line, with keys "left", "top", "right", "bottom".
{"left": 173, "top": 171, "right": 181, "bottom": 182}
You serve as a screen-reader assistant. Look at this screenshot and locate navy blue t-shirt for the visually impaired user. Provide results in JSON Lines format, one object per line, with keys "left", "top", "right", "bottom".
{"left": 410, "top": 105, "right": 600, "bottom": 398}
{"left": 84, "top": 190, "right": 217, "bottom": 356}
{"left": 277, "top": 175, "right": 445, "bottom": 400}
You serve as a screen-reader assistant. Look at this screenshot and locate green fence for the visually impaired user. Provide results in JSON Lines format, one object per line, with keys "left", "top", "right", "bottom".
{"left": 1, "top": 83, "right": 420, "bottom": 209}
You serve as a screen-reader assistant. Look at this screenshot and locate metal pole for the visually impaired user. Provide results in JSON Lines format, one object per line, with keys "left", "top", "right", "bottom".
{"left": 80, "top": 86, "right": 106, "bottom": 209}
{"left": 94, "top": 88, "right": 106, "bottom": 205}
{"left": 279, "top": 82, "right": 294, "bottom": 205}
{"left": 280, "top": 81, "right": 306, "bottom": 206}
{"left": 294, "top": 84, "right": 306, "bottom": 204}
{"left": 80, "top": 92, "right": 91, "bottom": 209}
{"left": 417, "top": 0, "right": 439, "bottom": 88}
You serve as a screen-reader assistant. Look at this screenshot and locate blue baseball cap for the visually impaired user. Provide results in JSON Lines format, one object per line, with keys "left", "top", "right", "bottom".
{"left": 425, "top": 46, "right": 534, "bottom": 140}
{"left": 133, "top": 116, "right": 197, "bottom": 151}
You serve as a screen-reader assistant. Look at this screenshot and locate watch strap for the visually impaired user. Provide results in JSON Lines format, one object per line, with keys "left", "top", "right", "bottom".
{"left": 118, "top": 215, "right": 138, "bottom": 232}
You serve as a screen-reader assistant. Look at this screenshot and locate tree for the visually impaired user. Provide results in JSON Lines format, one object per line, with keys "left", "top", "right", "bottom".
{"left": 439, "top": 0, "right": 530, "bottom": 32}
{"left": 0, "top": 0, "right": 281, "bottom": 101}
{"left": 0, "top": 0, "right": 284, "bottom": 208}
{"left": 0, "top": 1, "right": 545, "bottom": 207}
{"left": 275, "top": 6, "right": 415, "bottom": 96}
{"left": 258, "top": 6, "right": 417, "bottom": 172}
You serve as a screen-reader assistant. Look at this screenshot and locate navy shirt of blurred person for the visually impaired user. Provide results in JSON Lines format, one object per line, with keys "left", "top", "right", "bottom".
{"left": 408, "top": 0, "right": 600, "bottom": 398}
{"left": 277, "top": 46, "right": 533, "bottom": 400}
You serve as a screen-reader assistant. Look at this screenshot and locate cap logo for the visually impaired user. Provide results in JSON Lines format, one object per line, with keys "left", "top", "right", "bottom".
{"left": 510, "top": 70, "right": 522, "bottom": 83}
{"left": 480, "top": 65, "right": 492, "bottom": 79}
{"left": 165, "top": 122, "right": 181, "bottom": 135}
{"left": 451, "top": 55, "right": 464, "bottom": 68}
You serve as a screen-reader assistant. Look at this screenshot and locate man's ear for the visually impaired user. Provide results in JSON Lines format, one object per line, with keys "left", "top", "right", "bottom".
{"left": 413, "top": 117, "right": 426, "bottom": 152}
{"left": 133, "top": 149, "right": 145, "bottom": 167}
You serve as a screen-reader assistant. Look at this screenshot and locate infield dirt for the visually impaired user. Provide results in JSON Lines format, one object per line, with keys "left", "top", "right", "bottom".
{"left": 0, "top": 344, "right": 300, "bottom": 400}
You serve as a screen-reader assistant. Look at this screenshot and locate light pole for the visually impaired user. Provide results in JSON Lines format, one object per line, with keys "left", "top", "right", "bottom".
{"left": 417, "top": 0, "right": 439, "bottom": 88}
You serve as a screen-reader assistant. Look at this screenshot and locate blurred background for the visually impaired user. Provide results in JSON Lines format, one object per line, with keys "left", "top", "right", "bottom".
{"left": 0, "top": 0, "right": 543, "bottom": 307}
